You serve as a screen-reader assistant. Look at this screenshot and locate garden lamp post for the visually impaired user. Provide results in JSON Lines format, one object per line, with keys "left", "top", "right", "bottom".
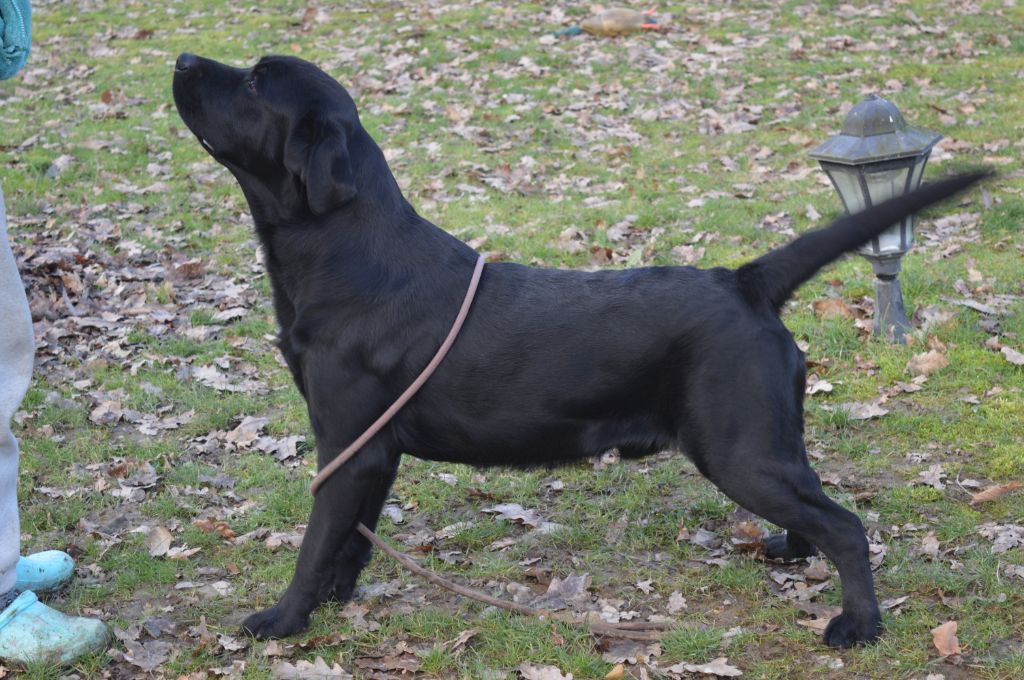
{"left": 809, "top": 95, "right": 942, "bottom": 343}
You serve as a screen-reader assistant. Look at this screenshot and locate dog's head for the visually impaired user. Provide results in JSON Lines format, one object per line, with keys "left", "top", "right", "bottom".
{"left": 172, "top": 53, "right": 362, "bottom": 217}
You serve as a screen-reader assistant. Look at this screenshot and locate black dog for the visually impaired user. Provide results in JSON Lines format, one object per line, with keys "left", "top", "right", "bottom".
{"left": 172, "top": 53, "right": 983, "bottom": 648}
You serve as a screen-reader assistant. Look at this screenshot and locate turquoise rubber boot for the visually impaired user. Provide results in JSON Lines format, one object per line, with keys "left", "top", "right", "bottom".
{"left": 0, "top": 591, "right": 109, "bottom": 665}
{"left": 14, "top": 551, "right": 75, "bottom": 593}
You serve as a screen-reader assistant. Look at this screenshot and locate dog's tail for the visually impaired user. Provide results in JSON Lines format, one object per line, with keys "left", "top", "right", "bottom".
{"left": 737, "top": 171, "right": 990, "bottom": 312}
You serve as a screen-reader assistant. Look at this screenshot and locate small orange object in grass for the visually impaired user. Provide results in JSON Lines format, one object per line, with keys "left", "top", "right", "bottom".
{"left": 581, "top": 8, "right": 662, "bottom": 37}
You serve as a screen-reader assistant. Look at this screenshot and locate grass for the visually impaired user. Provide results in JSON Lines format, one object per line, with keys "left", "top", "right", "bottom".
{"left": 1, "top": 0, "right": 1022, "bottom": 678}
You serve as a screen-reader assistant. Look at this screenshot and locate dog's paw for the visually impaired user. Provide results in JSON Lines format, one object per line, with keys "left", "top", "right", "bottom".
{"left": 328, "top": 581, "right": 357, "bottom": 603}
{"left": 823, "top": 611, "right": 882, "bottom": 648}
{"left": 241, "top": 604, "right": 309, "bottom": 640}
{"left": 764, "top": 532, "right": 817, "bottom": 560}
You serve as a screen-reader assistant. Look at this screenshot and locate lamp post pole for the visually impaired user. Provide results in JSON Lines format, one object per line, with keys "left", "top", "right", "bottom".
{"left": 871, "top": 254, "right": 912, "bottom": 341}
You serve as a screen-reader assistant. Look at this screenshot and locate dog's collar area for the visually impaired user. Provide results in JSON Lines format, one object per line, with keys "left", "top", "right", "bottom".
{"left": 309, "top": 254, "right": 485, "bottom": 495}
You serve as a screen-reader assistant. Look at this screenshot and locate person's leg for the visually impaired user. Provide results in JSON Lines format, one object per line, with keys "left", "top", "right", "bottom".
{"left": 0, "top": 188, "right": 109, "bottom": 666}
{"left": 0, "top": 187, "right": 35, "bottom": 598}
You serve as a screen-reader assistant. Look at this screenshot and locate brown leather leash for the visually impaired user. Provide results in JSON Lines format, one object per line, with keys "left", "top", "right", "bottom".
{"left": 305, "top": 252, "right": 673, "bottom": 640}
{"left": 310, "top": 254, "right": 486, "bottom": 496}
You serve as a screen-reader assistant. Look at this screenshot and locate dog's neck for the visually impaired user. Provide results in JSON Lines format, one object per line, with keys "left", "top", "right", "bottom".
{"left": 242, "top": 181, "right": 476, "bottom": 310}
{"left": 225, "top": 127, "right": 478, "bottom": 323}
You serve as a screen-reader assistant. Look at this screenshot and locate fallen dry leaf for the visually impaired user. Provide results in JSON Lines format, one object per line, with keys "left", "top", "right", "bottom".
{"left": 667, "top": 591, "right": 687, "bottom": 614}
{"left": 483, "top": 503, "right": 544, "bottom": 526}
{"left": 272, "top": 657, "right": 351, "bottom": 679}
{"left": 89, "top": 397, "right": 124, "bottom": 425}
{"left": 224, "top": 415, "right": 269, "bottom": 447}
{"left": 263, "top": 640, "right": 289, "bottom": 658}
{"left": 796, "top": 617, "right": 830, "bottom": 632}
{"left": 918, "top": 463, "right": 948, "bottom": 491}
{"left": 672, "top": 244, "right": 705, "bottom": 265}
{"left": 1004, "top": 564, "right": 1024, "bottom": 581}
{"left": 977, "top": 523, "right": 1024, "bottom": 553}
{"left": 805, "top": 375, "right": 833, "bottom": 396}
{"left": 256, "top": 434, "right": 306, "bottom": 463}
{"left": 482, "top": 503, "right": 564, "bottom": 533}
{"left": 445, "top": 628, "right": 479, "bottom": 653}
{"left": 664, "top": 656, "right": 743, "bottom": 677}
{"left": 519, "top": 662, "right": 574, "bottom": 680}
{"left": 146, "top": 526, "right": 173, "bottom": 557}
{"left": 193, "top": 519, "right": 237, "bottom": 540}
{"left": 731, "top": 520, "right": 766, "bottom": 551}
{"left": 217, "top": 634, "right": 248, "bottom": 653}
{"left": 264, "top": 531, "right": 305, "bottom": 551}
{"left": 880, "top": 595, "right": 911, "bottom": 612}
{"left": 794, "top": 600, "right": 841, "bottom": 632}
{"left": 838, "top": 401, "right": 889, "bottom": 420}
{"left": 353, "top": 648, "right": 420, "bottom": 674}
{"left": 533, "top": 573, "right": 592, "bottom": 611}
{"left": 907, "top": 350, "right": 949, "bottom": 377}
{"left": 600, "top": 640, "right": 661, "bottom": 665}
{"left": 604, "top": 663, "right": 625, "bottom": 680}
{"left": 969, "top": 481, "right": 1022, "bottom": 505}
{"left": 635, "top": 579, "right": 654, "bottom": 594}
{"left": 813, "top": 298, "right": 854, "bottom": 320}
{"left": 869, "top": 540, "right": 888, "bottom": 569}
{"left": 116, "top": 639, "right": 173, "bottom": 673}
{"left": 688, "top": 527, "right": 722, "bottom": 550}
{"left": 931, "top": 620, "right": 961, "bottom": 657}
{"left": 294, "top": 632, "right": 351, "bottom": 650}
{"left": 803, "top": 557, "right": 831, "bottom": 581}
{"left": 1000, "top": 346, "right": 1024, "bottom": 365}
{"left": 165, "top": 544, "right": 201, "bottom": 560}
{"left": 340, "top": 602, "right": 380, "bottom": 631}
{"left": 193, "top": 364, "right": 267, "bottom": 394}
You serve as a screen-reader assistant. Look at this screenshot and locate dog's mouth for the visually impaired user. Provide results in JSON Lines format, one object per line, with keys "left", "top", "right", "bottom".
{"left": 185, "top": 128, "right": 217, "bottom": 156}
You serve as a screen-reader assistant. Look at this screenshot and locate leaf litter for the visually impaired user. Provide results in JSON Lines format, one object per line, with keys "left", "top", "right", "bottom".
{"left": 3, "top": 0, "right": 1021, "bottom": 677}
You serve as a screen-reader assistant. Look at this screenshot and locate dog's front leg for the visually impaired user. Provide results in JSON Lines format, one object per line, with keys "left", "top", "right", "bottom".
{"left": 241, "top": 443, "right": 399, "bottom": 639}
{"left": 325, "top": 452, "right": 400, "bottom": 604}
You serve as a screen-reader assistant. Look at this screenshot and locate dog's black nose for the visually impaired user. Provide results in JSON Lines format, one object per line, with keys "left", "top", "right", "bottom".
{"left": 175, "top": 53, "right": 199, "bottom": 73}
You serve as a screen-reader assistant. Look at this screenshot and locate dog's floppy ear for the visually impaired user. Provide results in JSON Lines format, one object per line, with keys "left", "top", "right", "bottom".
{"left": 285, "top": 118, "right": 357, "bottom": 215}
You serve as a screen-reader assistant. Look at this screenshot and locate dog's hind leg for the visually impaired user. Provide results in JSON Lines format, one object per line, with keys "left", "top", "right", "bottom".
{"left": 241, "top": 444, "right": 399, "bottom": 639}
{"left": 764, "top": 528, "right": 817, "bottom": 560}
{"left": 703, "top": 446, "right": 881, "bottom": 648}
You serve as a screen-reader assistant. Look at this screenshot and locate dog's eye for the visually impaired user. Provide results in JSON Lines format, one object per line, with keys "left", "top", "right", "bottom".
{"left": 246, "top": 75, "right": 257, "bottom": 92}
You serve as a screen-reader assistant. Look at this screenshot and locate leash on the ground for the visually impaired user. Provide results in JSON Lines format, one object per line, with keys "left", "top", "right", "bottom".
{"left": 308, "top": 254, "right": 674, "bottom": 640}
{"left": 355, "top": 522, "right": 669, "bottom": 641}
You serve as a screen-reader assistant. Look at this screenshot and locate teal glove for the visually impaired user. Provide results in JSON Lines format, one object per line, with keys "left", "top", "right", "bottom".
{"left": 0, "top": 0, "right": 31, "bottom": 80}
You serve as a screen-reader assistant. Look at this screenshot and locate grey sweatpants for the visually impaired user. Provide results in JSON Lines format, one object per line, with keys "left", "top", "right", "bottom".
{"left": 0, "top": 187, "right": 34, "bottom": 594}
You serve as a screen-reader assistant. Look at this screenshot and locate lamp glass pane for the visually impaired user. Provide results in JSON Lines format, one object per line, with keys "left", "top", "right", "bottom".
{"left": 864, "top": 166, "right": 910, "bottom": 206}
{"left": 875, "top": 222, "right": 905, "bottom": 254}
{"left": 909, "top": 155, "right": 928, "bottom": 191}
{"left": 828, "top": 168, "right": 865, "bottom": 214}
{"left": 865, "top": 166, "right": 911, "bottom": 255}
